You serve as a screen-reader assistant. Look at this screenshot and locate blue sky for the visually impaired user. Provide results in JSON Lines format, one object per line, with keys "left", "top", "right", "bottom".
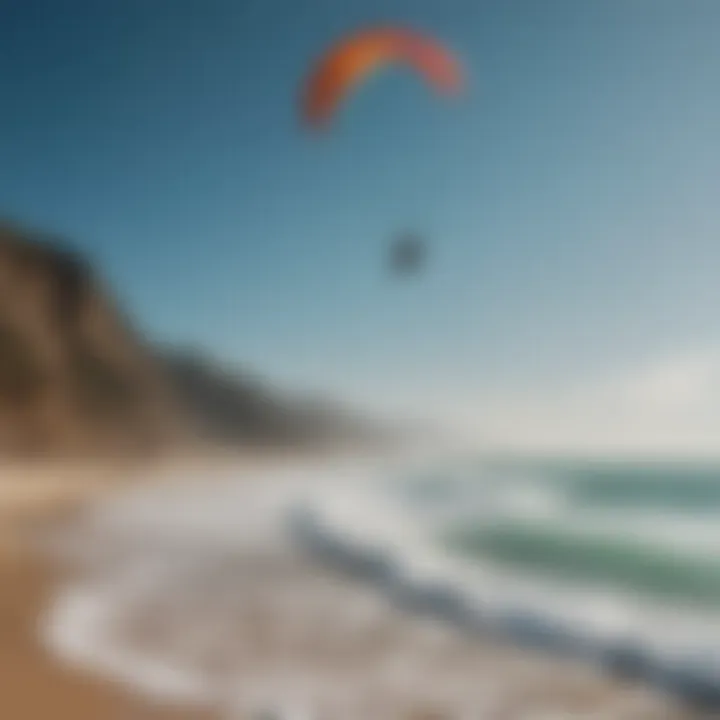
{"left": 3, "top": 0, "right": 720, "bottom": 439}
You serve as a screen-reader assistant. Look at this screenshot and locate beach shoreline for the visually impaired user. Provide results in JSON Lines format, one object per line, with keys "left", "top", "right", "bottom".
{"left": 0, "top": 457, "right": 222, "bottom": 719}
{"left": 0, "top": 456, "right": 699, "bottom": 719}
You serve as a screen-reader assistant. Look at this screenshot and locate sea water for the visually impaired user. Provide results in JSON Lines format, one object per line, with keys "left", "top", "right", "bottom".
{"left": 301, "top": 457, "right": 720, "bottom": 685}
{"left": 291, "top": 458, "right": 720, "bottom": 693}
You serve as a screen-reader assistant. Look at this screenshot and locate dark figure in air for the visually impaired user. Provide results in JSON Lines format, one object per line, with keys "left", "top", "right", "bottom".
{"left": 389, "top": 234, "right": 426, "bottom": 276}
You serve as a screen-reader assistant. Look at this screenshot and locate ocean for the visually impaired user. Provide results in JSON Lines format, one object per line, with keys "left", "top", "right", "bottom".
{"left": 441, "top": 461, "right": 720, "bottom": 609}
{"left": 300, "top": 458, "right": 720, "bottom": 682}
{"left": 43, "top": 457, "right": 720, "bottom": 713}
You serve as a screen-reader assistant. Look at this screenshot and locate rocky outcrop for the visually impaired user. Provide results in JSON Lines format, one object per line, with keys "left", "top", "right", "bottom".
{"left": 0, "top": 222, "right": 188, "bottom": 456}
{"left": 0, "top": 221, "right": 387, "bottom": 457}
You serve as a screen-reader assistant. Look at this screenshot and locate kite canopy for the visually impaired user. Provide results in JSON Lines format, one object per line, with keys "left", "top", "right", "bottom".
{"left": 301, "top": 26, "right": 463, "bottom": 128}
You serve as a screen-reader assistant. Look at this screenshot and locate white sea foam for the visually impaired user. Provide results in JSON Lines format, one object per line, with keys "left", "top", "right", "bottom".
{"left": 41, "top": 455, "right": 720, "bottom": 714}
{"left": 296, "top": 465, "right": 720, "bottom": 667}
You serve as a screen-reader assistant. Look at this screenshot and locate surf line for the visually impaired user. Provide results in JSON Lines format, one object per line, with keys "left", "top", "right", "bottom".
{"left": 287, "top": 500, "right": 720, "bottom": 714}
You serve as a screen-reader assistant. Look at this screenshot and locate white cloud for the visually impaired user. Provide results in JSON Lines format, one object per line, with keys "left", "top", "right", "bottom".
{"left": 452, "top": 349, "right": 720, "bottom": 456}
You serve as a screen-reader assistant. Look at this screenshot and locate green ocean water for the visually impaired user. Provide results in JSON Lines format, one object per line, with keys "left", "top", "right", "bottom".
{"left": 435, "top": 460, "right": 720, "bottom": 609}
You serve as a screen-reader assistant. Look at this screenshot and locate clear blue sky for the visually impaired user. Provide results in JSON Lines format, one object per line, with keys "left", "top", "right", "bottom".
{"left": 3, "top": 0, "right": 720, "bottom": 422}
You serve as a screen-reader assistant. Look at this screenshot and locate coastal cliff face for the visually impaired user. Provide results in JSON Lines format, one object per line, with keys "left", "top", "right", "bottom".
{"left": 0, "top": 222, "right": 386, "bottom": 457}
{"left": 0, "top": 223, "right": 188, "bottom": 456}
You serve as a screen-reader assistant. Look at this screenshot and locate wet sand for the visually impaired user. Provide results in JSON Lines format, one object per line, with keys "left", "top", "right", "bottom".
{"left": 85, "top": 547, "right": 694, "bottom": 719}
{"left": 0, "top": 454, "right": 342, "bottom": 719}
{"left": 0, "top": 547, "right": 212, "bottom": 719}
{"left": 0, "top": 460, "right": 214, "bottom": 719}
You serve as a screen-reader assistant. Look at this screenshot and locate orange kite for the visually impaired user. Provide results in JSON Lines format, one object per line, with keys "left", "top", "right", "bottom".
{"left": 301, "top": 26, "right": 464, "bottom": 129}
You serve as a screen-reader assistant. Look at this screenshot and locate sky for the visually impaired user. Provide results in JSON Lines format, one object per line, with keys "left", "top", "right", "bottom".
{"left": 3, "top": 0, "right": 720, "bottom": 451}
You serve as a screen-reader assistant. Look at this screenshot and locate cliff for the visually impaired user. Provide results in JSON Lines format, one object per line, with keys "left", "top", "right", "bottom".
{"left": 0, "top": 223, "right": 189, "bottom": 456}
{"left": 0, "top": 222, "right": 386, "bottom": 457}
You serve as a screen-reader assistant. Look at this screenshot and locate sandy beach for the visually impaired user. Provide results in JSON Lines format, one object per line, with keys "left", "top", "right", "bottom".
{"left": 0, "top": 459, "right": 701, "bottom": 720}
{"left": 0, "top": 461, "right": 215, "bottom": 719}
